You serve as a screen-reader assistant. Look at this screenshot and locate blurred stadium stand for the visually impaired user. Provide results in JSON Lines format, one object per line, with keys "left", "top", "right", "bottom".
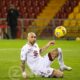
{"left": 0, "top": 0, "right": 80, "bottom": 39}
{"left": 0, "top": 0, "right": 50, "bottom": 18}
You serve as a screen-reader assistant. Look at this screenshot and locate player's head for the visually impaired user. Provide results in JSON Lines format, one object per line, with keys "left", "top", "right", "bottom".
{"left": 27, "top": 32, "right": 36, "bottom": 45}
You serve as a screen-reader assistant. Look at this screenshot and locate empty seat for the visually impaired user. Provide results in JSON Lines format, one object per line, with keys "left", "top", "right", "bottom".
{"left": 0, "top": 13, "right": 2, "bottom": 18}
{"left": 73, "top": 6, "right": 79, "bottom": 13}
{"left": 1, "top": 0, "right": 6, "bottom": 7}
{"left": 63, "top": 20, "right": 70, "bottom": 27}
{"left": 0, "top": 0, "right": 49, "bottom": 18}
{"left": 75, "top": 13, "right": 80, "bottom": 19}
{"left": 69, "top": 20, "right": 76, "bottom": 27}
{"left": 23, "top": 13, "right": 29, "bottom": 18}
{"left": 76, "top": 20, "right": 80, "bottom": 26}
{"left": 68, "top": 13, "right": 75, "bottom": 19}
{"left": 24, "top": 19, "right": 30, "bottom": 27}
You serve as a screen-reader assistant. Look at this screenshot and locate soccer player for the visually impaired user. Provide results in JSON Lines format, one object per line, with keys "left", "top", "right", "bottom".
{"left": 20, "top": 32, "right": 72, "bottom": 79}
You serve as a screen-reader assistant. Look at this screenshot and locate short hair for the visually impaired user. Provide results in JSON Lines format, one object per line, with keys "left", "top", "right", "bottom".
{"left": 27, "top": 32, "right": 36, "bottom": 37}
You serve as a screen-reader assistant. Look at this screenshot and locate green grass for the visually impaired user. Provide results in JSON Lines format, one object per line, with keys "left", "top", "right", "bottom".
{"left": 0, "top": 39, "right": 80, "bottom": 80}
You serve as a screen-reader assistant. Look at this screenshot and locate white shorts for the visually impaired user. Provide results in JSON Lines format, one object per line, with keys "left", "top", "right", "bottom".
{"left": 32, "top": 54, "right": 54, "bottom": 77}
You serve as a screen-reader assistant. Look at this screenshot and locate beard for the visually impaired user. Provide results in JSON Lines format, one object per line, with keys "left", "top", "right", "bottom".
{"left": 30, "top": 40, "right": 36, "bottom": 45}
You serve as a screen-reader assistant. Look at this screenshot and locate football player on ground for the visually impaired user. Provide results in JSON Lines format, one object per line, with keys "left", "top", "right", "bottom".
{"left": 20, "top": 32, "right": 72, "bottom": 79}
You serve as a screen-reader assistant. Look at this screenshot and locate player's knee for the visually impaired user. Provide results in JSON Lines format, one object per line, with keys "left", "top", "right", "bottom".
{"left": 53, "top": 48, "right": 59, "bottom": 55}
{"left": 48, "top": 49, "right": 58, "bottom": 61}
{"left": 52, "top": 48, "right": 59, "bottom": 57}
{"left": 53, "top": 70, "right": 64, "bottom": 78}
{"left": 48, "top": 48, "right": 62, "bottom": 61}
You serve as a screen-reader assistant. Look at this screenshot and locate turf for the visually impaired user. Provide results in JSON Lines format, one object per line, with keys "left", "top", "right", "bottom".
{"left": 0, "top": 39, "right": 80, "bottom": 80}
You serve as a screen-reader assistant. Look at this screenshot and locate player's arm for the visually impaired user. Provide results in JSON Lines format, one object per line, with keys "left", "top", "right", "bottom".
{"left": 40, "top": 40, "right": 55, "bottom": 53}
{"left": 20, "top": 48, "right": 27, "bottom": 79}
{"left": 21, "top": 60, "right": 27, "bottom": 79}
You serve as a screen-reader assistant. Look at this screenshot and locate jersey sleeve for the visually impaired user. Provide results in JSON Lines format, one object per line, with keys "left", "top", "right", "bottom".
{"left": 20, "top": 47, "right": 27, "bottom": 61}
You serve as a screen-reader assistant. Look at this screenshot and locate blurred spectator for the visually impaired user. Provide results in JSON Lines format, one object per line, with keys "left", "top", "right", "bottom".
{"left": 7, "top": 4, "right": 19, "bottom": 39}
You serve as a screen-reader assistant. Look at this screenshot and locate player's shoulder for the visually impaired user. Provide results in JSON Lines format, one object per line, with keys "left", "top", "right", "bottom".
{"left": 34, "top": 43, "right": 39, "bottom": 48}
{"left": 34, "top": 43, "right": 38, "bottom": 46}
{"left": 21, "top": 43, "right": 29, "bottom": 51}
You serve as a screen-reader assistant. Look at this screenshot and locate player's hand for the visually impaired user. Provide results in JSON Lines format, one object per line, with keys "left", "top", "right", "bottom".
{"left": 22, "top": 71, "right": 27, "bottom": 79}
{"left": 47, "top": 40, "right": 55, "bottom": 46}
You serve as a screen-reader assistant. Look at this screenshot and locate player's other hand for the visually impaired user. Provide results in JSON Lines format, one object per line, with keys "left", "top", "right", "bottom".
{"left": 47, "top": 40, "right": 55, "bottom": 46}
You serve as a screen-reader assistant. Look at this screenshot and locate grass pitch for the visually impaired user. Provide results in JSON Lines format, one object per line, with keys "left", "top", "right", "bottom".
{"left": 0, "top": 39, "right": 80, "bottom": 80}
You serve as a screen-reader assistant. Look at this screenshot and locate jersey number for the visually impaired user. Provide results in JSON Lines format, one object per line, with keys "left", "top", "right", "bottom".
{"left": 33, "top": 51, "right": 38, "bottom": 57}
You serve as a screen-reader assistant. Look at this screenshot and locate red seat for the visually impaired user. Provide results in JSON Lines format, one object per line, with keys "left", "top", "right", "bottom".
{"left": 26, "top": 0, "right": 32, "bottom": 7}
{"left": 20, "top": 6, "right": 27, "bottom": 17}
{"left": 17, "top": 19, "right": 22, "bottom": 26}
{"left": 23, "top": 13, "right": 29, "bottom": 18}
{"left": 1, "top": 0, "right": 6, "bottom": 7}
{"left": 0, "top": 0, "right": 49, "bottom": 18}
{"left": 34, "top": 6, "right": 40, "bottom": 15}
{"left": 0, "top": 13, "right": 2, "bottom": 18}
{"left": 6, "top": 0, "right": 13, "bottom": 6}
{"left": 2, "top": 13, "right": 7, "bottom": 18}
{"left": 24, "top": 19, "right": 30, "bottom": 27}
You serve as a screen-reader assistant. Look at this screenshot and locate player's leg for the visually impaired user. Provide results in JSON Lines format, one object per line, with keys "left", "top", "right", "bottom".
{"left": 37, "top": 65, "right": 63, "bottom": 78}
{"left": 57, "top": 48, "right": 72, "bottom": 71}
{"left": 48, "top": 48, "right": 72, "bottom": 71}
{"left": 49, "top": 69, "right": 63, "bottom": 78}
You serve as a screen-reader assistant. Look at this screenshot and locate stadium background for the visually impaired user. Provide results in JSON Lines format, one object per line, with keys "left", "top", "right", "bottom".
{"left": 0, "top": 0, "right": 80, "bottom": 39}
{"left": 0, "top": 0, "right": 80, "bottom": 80}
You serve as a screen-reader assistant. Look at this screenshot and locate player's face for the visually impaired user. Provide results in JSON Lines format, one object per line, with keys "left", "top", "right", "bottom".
{"left": 28, "top": 33, "right": 37, "bottom": 45}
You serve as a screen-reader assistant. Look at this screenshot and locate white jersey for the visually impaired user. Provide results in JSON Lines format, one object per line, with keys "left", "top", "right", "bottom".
{"left": 20, "top": 43, "right": 53, "bottom": 77}
{"left": 21, "top": 43, "right": 42, "bottom": 70}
